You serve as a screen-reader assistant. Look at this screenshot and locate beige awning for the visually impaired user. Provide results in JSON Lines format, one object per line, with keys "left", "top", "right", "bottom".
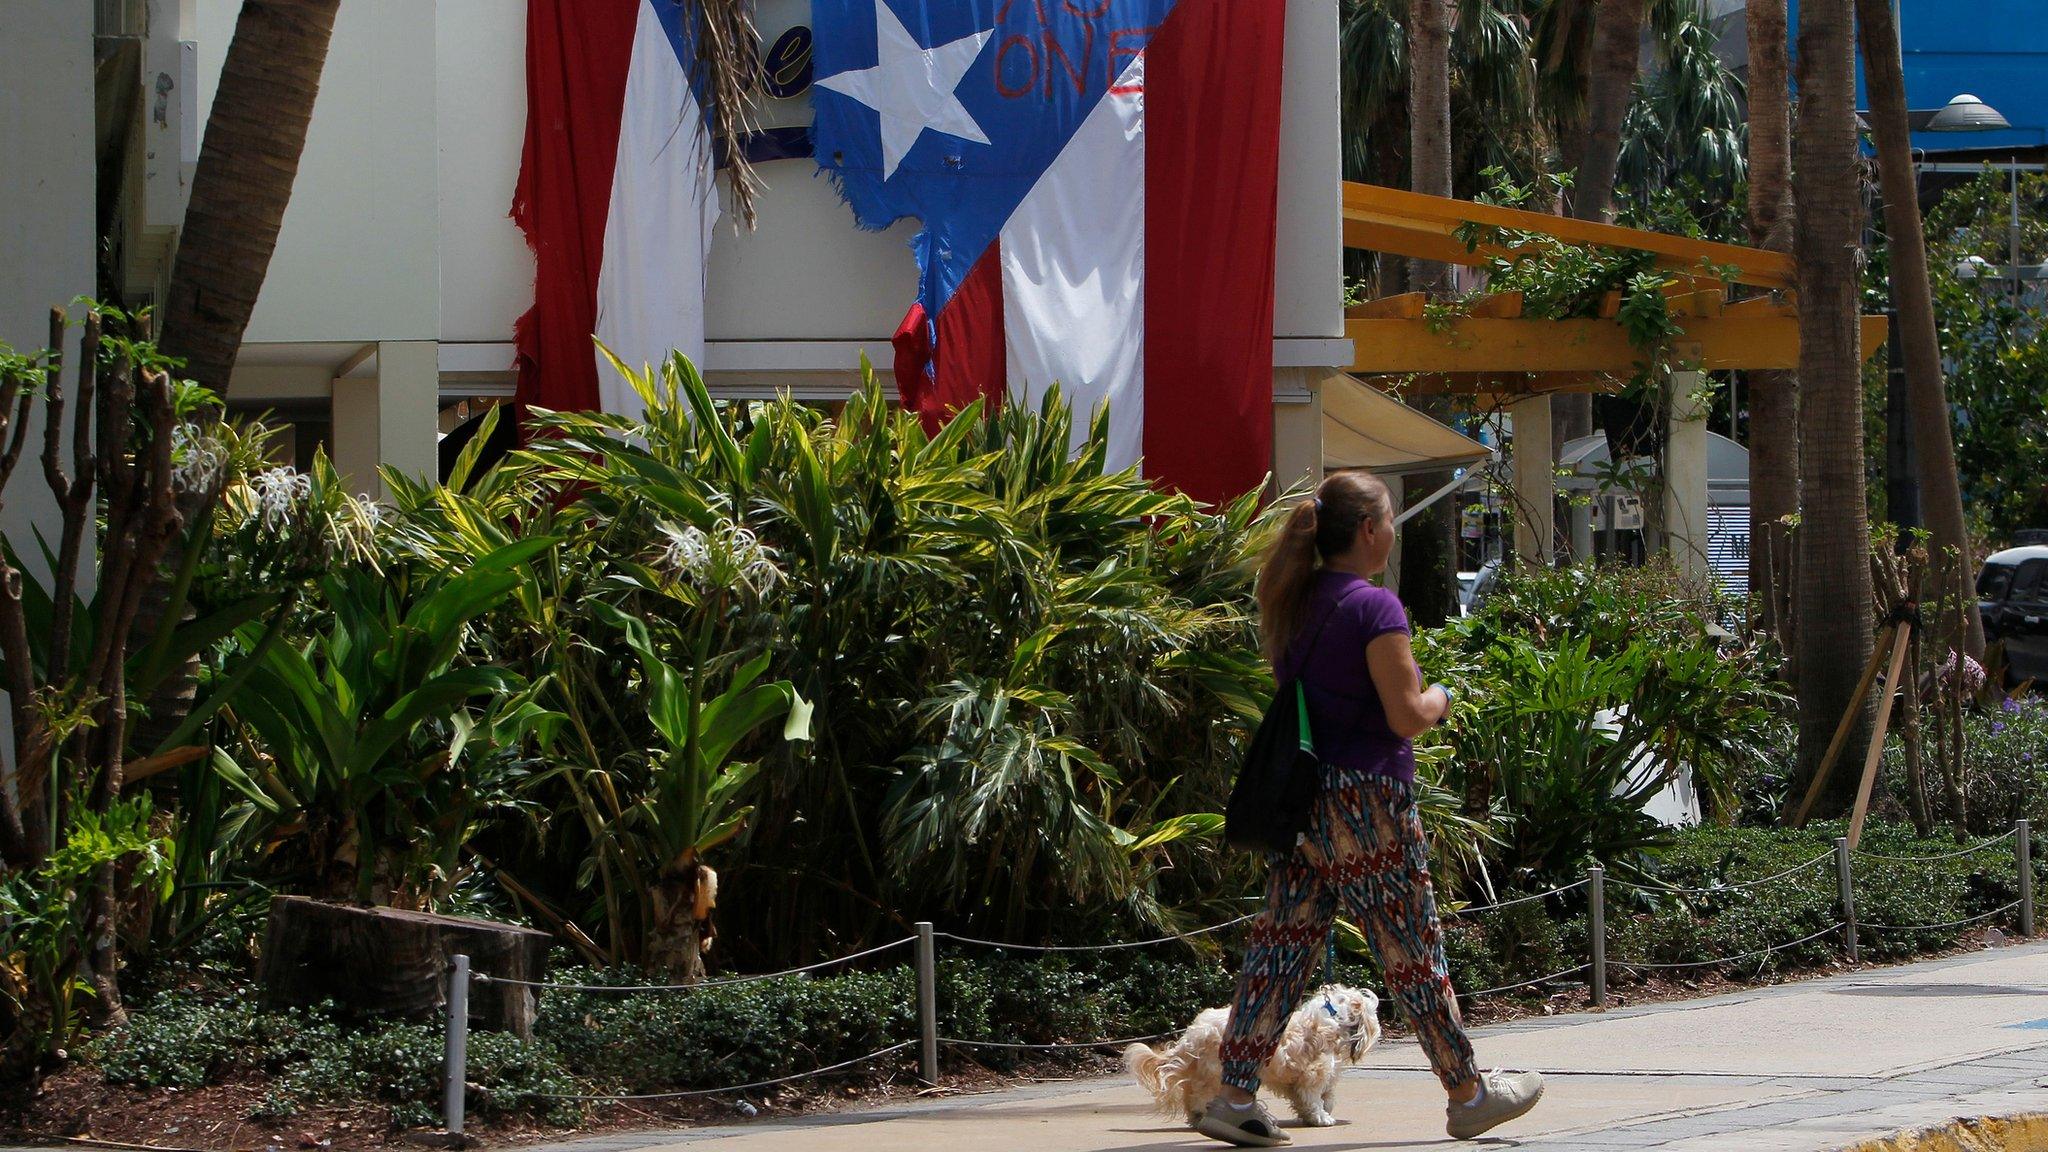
{"left": 1320, "top": 372, "right": 1491, "bottom": 476}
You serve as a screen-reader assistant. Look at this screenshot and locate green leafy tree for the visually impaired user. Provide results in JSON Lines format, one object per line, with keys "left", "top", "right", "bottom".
{"left": 1925, "top": 169, "right": 2048, "bottom": 539}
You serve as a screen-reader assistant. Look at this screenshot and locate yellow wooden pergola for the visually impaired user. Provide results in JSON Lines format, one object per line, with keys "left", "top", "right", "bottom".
{"left": 1337, "top": 180, "right": 1885, "bottom": 579}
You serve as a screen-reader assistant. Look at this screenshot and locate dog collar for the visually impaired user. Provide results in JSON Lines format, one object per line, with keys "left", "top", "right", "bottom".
{"left": 1322, "top": 996, "right": 1338, "bottom": 1017}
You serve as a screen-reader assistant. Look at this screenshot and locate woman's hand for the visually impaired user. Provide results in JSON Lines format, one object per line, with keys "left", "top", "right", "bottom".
{"left": 1367, "top": 632, "right": 1451, "bottom": 739}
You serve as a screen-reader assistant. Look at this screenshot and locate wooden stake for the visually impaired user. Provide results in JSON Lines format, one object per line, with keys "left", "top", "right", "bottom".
{"left": 1791, "top": 621, "right": 1897, "bottom": 828}
{"left": 1847, "top": 619, "right": 1913, "bottom": 850}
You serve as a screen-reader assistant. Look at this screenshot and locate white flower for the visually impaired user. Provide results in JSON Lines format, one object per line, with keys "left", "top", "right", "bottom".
{"left": 655, "top": 518, "right": 782, "bottom": 596}
{"left": 658, "top": 523, "right": 714, "bottom": 579}
{"left": 170, "top": 424, "right": 230, "bottom": 494}
{"left": 247, "top": 467, "right": 313, "bottom": 532}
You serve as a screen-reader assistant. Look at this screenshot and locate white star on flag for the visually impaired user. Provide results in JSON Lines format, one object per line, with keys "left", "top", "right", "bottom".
{"left": 816, "top": 2, "right": 993, "bottom": 180}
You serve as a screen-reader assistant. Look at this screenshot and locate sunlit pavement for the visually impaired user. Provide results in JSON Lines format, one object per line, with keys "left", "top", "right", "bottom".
{"left": 535, "top": 942, "right": 2048, "bottom": 1152}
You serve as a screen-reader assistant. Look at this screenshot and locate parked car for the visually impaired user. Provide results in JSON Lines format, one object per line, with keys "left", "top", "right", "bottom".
{"left": 1978, "top": 544, "right": 2048, "bottom": 690}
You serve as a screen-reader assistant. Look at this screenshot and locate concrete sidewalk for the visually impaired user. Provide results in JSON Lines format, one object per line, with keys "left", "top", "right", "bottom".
{"left": 541, "top": 942, "right": 2048, "bottom": 1152}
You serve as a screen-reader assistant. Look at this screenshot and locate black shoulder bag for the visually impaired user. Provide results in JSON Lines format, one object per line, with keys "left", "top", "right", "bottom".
{"left": 1224, "top": 588, "right": 1364, "bottom": 854}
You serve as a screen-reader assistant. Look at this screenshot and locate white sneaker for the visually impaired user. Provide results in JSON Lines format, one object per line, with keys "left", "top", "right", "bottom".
{"left": 1446, "top": 1070, "right": 1545, "bottom": 1139}
{"left": 1194, "top": 1095, "right": 1293, "bottom": 1147}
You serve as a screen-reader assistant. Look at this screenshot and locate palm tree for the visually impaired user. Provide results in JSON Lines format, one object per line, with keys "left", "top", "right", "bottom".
{"left": 1792, "top": 0, "right": 1876, "bottom": 808}
{"left": 1746, "top": 0, "right": 1797, "bottom": 641}
{"left": 161, "top": 0, "right": 341, "bottom": 393}
{"left": 1571, "top": 0, "right": 1650, "bottom": 223}
{"left": 1400, "top": 0, "right": 1463, "bottom": 624}
{"left": 1340, "top": 1, "right": 1542, "bottom": 199}
{"left": 1615, "top": 0, "right": 1747, "bottom": 220}
{"left": 1854, "top": 0, "right": 1984, "bottom": 659}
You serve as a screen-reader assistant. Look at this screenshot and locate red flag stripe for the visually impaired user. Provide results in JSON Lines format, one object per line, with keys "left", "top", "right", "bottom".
{"left": 511, "top": 0, "right": 640, "bottom": 416}
{"left": 1141, "top": 0, "right": 1288, "bottom": 507}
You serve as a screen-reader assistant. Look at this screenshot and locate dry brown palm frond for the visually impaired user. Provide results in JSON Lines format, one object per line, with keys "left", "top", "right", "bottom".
{"left": 695, "top": 0, "right": 765, "bottom": 227}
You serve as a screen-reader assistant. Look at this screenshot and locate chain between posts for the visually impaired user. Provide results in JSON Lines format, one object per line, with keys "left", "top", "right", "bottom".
{"left": 435, "top": 824, "right": 2036, "bottom": 1118}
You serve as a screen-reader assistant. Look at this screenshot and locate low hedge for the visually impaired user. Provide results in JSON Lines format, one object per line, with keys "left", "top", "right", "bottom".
{"left": 1599, "top": 820, "right": 2034, "bottom": 975}
{"left": 86, "top": 819, "right": 2040, "bottom": 1128}
{"left": 89, "top": 991, "right": 581, "bottom": 1126}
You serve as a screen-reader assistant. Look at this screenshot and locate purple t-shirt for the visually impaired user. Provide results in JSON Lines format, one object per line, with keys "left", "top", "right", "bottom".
{"left": 1274, "top": 570, "right": 1415, "bottom": 783}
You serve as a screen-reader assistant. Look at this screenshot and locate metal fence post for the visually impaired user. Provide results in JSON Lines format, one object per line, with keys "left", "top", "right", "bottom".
{"left": 443, "top": 954, "right": 470, "bottom": 1137}
{"left": 915, "top": 922, "right": 938, "bottom": 1086}
{"left": 2019, "top": 819, "right": 2035, "bottom": 938}
{"left": 1588, "top": 865, "right": 1606, "bottom": 1009}
{"left": 1835, "top": 838, "right": 1858, "bottom": 964}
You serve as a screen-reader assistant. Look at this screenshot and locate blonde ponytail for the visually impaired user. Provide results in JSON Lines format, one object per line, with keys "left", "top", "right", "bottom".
{"left": 1254, "top": 470, "right": 1394, "bottom": 669}
{"left": 1256, "top": 499, "right": 1323, "bottom": 665}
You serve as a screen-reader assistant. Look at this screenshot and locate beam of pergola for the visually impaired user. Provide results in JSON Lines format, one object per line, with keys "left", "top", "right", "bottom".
{"left": 1346, "top": 314, "right": 1888, "bottom": 375}
{"left": 1342, "top": 181, "right": 1797, "bottom": 290}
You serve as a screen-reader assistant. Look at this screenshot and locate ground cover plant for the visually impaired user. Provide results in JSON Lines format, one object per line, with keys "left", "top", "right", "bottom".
{"left": 70, "top": 819, "right": 2033, "bottom": 1134}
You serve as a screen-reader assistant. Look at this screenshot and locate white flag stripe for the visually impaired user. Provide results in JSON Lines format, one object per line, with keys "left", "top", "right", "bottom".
{"left": 998, "top": 55, "right": 1147, "bottom": 472}
{"left": 593, "top": 0, "right": 721, "bottom": 418}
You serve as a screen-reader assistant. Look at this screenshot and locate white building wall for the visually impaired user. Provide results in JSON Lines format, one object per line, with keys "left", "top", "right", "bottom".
{"left": 196, "top": 0, "right": 440, "bottom": 344}
{"left": 436, "top": 0, "right": 532, "bottom": 346}
{"left": 0, "top": 1, "right": 96, "bottom": 578}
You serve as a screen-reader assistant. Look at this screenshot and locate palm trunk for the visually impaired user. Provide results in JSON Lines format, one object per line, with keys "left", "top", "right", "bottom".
{"left": 1853, "top": 0, "right": 1984, "bottom": 660}
{"left": 1553, "top": 0, "right": 1648, "bottom": 542}
{"left": 1791, "top": 0, "right": 1877, "bottom": 812}
{"left": 1572, "top": 0, "right": 1649, "bottom": 223}
{"left": 160, "top": 0, "right": 341, "bottom": 393}
{"left": 1400, "top": 0, "right": 1460, "bottom": 625}
{"left": 1746, "top": 0, "right": 1798, "bottom": 639}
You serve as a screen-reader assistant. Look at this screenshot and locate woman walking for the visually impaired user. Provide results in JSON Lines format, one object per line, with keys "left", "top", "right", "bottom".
{"left": 1194, "top": 471, "right": 1543, "bottom": 1147}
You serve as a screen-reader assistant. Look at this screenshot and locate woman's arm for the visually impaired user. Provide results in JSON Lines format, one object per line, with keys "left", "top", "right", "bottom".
{"left": 1367, "top": 631, "right": 1449, "bottom": 740}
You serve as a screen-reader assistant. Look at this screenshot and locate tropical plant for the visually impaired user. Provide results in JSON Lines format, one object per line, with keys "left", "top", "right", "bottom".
{"left": 414, "top": 356, "right": 1279, "bottom": 964}
{"left": 1925, "top": 169, "right": 2048, "bottom": 540}
{"left": 0, "top": 797, "right": 173, "bottom": 1073}
{"left": 596, "top": 602, "right": 810, "bottom": 979}
{"left": 1419, "top": 561, "right": 1786, "bottom": 884}
{"left": 0, "top": 303, "right": 245, "bottom": 1042}
{"left": 212, "top": 537, "right": 552, "bottom": 905}
{"left": 1613, "top": 0, "right": 1746, "bottom": 224}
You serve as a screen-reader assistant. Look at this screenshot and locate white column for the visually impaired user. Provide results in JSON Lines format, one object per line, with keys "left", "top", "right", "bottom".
{"left": 330, "top": 375, "right": 383, "bottom": 500}
{"left": 376, "top": 340, "right": 440, "bottom": 490}
{"left": 1511, "top": 392, "right": 1554, "bottom": 567}
{"left": 1665, "top": 369, "right": 1710, "bottom": 585}
{"left": 1270, "top": 368, "right": 1324, "bottom": 498}
{"left": 330, "top": 342, "right": 439, "bottom": 502}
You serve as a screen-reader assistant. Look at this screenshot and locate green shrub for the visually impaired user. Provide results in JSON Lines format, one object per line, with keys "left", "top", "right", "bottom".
{"left": 1880, "top": 695, "right": 2048, "bottom": 834}
{"left": 1602, "top": 822, "right": 2031, "bottom": 977}
{"left": 90, "top": 987, "right": 579, "bottom": 1125}
{"left": 1415, "top": 562, "right": 1787, "bottom": 889}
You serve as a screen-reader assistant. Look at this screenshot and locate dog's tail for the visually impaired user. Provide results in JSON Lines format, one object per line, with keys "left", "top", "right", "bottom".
{"left": 1123, "top": 1042, "right": 1167, "bottom": 1096}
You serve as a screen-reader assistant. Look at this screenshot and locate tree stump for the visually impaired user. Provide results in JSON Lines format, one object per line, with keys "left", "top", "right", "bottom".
{"left": 260, "top": 896, "right": 553, "bottom": 1038}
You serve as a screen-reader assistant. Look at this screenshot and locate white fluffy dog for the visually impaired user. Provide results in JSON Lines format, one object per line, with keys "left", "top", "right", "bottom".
{"left": 1124, "top": 984, "right": 1381, "bottom": 1129}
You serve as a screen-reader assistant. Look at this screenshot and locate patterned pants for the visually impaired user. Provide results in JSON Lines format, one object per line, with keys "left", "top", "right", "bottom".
{"left": 1219, "top": 770, "right": 1480, "bottom": 1092}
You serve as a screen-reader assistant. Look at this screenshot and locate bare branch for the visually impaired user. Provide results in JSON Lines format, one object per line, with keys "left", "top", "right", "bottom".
{"left": 48, "top": 315, "right": 100, "bottom": 688}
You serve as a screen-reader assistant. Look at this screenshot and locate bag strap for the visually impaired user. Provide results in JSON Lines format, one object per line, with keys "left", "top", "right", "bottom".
{"left": 1294, "top": 681, "right": 1314, "bottom": 756}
